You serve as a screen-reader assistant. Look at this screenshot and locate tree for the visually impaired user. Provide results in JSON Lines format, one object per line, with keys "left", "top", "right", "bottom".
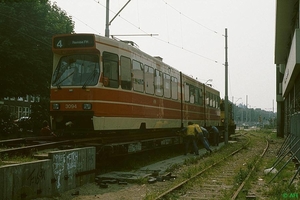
{"left": 0, "top": 0, "right": 74, "bottom": 98}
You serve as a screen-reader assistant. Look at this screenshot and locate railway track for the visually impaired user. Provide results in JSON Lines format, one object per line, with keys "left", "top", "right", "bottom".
{"left": 0, "top": 129, "right": 180, "bottom": 158}
{"left": 0, "top": 137, "right": 74, "bottom": 157}
{"left": 0, "top": 136, "right": 99, "bottom": 157}
{"left": 0, "top": 131, "right": 179, "bottom": 158}
{"left": 0, "top": 136, "right": 60, "bottom": 149}
{"left": 154, "top": 132, "right": 269, "bottom": 200}
{"left": 26, "top": 130, "right": 276, "bottom": 199}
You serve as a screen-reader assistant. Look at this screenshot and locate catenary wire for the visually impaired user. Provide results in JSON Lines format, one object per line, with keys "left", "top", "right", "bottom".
{"left": 90, "top": 0, "right": 222, "bottom": 65}
{"left": 161, "top": 0, "right": 221, "bottom": 36}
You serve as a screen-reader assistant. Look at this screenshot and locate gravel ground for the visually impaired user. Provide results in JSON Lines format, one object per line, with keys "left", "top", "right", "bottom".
{"left": 36, "top": 130, "right": 298, "bottom": 200}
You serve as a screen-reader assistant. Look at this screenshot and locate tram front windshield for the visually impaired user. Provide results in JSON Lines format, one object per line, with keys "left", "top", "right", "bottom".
{"left": 52, "top": 54, "right": 100, "bottom": 87}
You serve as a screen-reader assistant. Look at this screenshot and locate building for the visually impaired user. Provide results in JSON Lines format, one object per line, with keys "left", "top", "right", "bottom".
{"left": 275, "top": 0, "right": 300, "bottom": 137}
{"left": 0, "top": 95, "right": 40, "bottom": 120}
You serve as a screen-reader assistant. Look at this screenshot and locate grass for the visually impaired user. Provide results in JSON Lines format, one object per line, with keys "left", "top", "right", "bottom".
{"left": 234, "top": 168, "right": 249, "bottom": 185}
{"left": 263, "top": 158, "right": 299, "bottom": 198}
{"left": 0, "top": 155, "right": 37, "bottom": 166}
{"left": 235, "top": 130, "right": 300, "bottom": 199}
{"left": 262, "top": 131, "right": 299, "bottom": 198}
{"left": 167, "top": 130, "right": 300, "bottom": 200}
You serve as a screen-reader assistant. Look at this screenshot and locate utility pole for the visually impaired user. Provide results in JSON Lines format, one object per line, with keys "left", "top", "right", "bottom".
{"left": 105, "top": 0, "right": 110, "bottom": 37}
{"left": 105, "top": 0, "right": 132, "bottom": 38}
{"left": 246, "top": 95, "right": 248, "bottom": 123}
{"left": 224, "top": 28, "right": 229, "bottom": 144}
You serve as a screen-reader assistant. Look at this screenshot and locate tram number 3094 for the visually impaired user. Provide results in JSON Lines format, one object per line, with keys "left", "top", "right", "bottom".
{"left": 65, "top": 104, "right": 77, "bottom": 109}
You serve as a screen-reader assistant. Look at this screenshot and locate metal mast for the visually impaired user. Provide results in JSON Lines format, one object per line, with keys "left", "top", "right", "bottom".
{"left": 105, "top": 0, "right": 110, "bottom": 37}
{"left": 224, "top": 28, "right": 229, "bottom": 144}
{"left": 105, "top": 0, "right": 131, "bottom": 38}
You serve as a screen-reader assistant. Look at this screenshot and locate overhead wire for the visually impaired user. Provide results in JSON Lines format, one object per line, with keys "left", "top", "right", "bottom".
{"left": 161, "top": 0, "right": 231, "bottom": 96}
{"left": 0, "top": 1, "right": 224, "bottom": 65}
{"left": 52, "top": 1, "right": 102, "bottom": 34}
{"left": 71, "top": 14, "right": 102, "bottom": 35}
{"left": 0, "top": 12, "right": 55, "bottom": 35}
{"left": 0, "top": 1, "right": 230, "bottom": 97}
{"left": 90, "top": 0, "right": 221, "bottom": 65}
{"left": 0, "top": 12, "right": 52, "bottom": 47}
{"left": 0, "top": 3, "right": 100, "bottom": 47}
{"left": 161, "top": 0, "right": 221, "bottom": 36}
{"left": 160, "top": 0, "right": 231, "bottom": 97}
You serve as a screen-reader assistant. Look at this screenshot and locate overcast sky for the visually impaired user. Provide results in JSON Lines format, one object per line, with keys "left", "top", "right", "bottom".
{"left": 51, "top": 0, "right": 276, "bottom": 112}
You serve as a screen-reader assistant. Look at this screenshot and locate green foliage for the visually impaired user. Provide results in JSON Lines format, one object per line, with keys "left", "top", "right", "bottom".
{"left": 0, "top": 0, "right": 74, "bottom": 98}
{"left": 166, "top": 163, "right": 181, "bottom": 173}
{"left": 265, "top": 182, "right": 297, "bottom": 199}
{"left": 234, "top": 168, "right": 248, "bottom": 185}
{"left": 29, "top": 97, "right": 51, "bottom": 131}
{"left": 183, "top": 156, "right": 199, "bottom": 165}
{"left": 0, "top": 155, "right": 37, "bottom": 166}
{"left": 0, "top": 106, "right": 11, "bottom": 121}
{"left": 0, "top": 1, "right": 74, "bottom": 135}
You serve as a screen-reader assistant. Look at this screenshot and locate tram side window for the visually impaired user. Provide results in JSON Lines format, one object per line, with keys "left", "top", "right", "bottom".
{"left": 155, "top": 70, "right": 163, "bottom": 96}
{"left": 199, "top": 88, "right": 203, "bottom": 106}
{"left": 184, "top": 83, "right": 189, "bottom": 102}
{"left": 209, "top": 93, "right": 212, "bottom": 107}
{"left": 217, "top": 97, "right": 220, "bottom": 109}
{"left": 184, "top": 83, "right": 200, "bottom": 104}
{"left": 120, "top": 56, "right": 132, "bottom": 90}
{"left": 164, "top": 73, "right": 171, "bottom": 98}
{"left": 171, "top": 77, "right": 178, "bottom": 100}
{"left": 103, "top": 52, "right": 119, "bottom": 88}
{"left": 194, "top": 88, "right": 200, "bottom": 105}
{"left": 190, "top": 87, "right": 195, "bottom": 104}
{"left": 132, "top": 60, "right": 144, "bottom": 92}
{"left": 205, "top": 92, "right": 209, "bottom": 106}
{"left": 145, "top": 65, "right": 154, "bottom": 94}
{"left": 212, "top": 95, "right": 216, "bottom": 108}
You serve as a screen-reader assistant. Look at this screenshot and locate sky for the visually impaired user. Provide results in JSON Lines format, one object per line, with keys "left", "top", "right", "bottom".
{"left": 51, "top": 0, "right": 276, "bottom": 112}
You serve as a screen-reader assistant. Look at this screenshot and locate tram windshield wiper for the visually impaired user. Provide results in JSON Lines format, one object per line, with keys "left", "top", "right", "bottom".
{"left": 52, "top": 60, "right": 75, "bottom": 88}
{"left": 55, "top": 71, "right": 75, "bottom": 89}
{"left": 82, "top": 66, "right": 98, "bottom": 89}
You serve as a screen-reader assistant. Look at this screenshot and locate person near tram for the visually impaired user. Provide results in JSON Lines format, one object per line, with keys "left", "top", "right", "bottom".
{"left": 209, "top": 126, "right": 220, "bottom": 146}
{"left": 181, "top": 121, "right": 199, "bottom": 155}
{"left": 40, "top": 120, "right": 57, "bottom": 137}
{"left": 197, "top": 125, "right": 213, "bottom": 153}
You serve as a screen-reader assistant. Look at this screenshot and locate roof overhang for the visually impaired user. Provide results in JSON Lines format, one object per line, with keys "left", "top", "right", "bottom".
{"left": 275, "top": 0, "right": 298, "bottom": 64}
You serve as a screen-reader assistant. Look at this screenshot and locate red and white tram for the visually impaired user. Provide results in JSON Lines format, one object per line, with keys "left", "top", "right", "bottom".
{"left": 50, "top": 34, "right": 221, "bottom": 135}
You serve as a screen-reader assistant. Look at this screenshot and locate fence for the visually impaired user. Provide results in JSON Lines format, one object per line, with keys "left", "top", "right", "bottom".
{"left": 290, "top": 113, "right": 300, "bottom": 160}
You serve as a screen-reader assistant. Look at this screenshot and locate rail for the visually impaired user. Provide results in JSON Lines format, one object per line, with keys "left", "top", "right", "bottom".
{"left": 154, "top": 133, "right": 269, "bottom": 199}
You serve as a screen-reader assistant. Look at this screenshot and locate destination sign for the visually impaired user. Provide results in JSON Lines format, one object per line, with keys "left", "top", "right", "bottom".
{"left": 53, "top": 34, "right": 95, "bottom": 49}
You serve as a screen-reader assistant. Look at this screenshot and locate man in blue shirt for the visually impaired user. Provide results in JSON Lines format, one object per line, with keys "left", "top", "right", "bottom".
{"left": 197, "top": 126, "right": 212, "bottom": 153}
{"left": 209, "top": 126, "right": 219, "bottom": 146}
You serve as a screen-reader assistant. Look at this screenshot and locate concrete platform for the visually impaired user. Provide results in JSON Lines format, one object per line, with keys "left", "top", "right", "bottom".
{"left": 0, "top": 147, "right": 96, "bottom": 200}
{"left": 97, "top": 142, "right": 225, "bottom": 182}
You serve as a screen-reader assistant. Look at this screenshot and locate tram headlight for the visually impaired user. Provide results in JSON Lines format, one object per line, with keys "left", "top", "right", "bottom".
{"left": 83, "top": 103, "right": 92, "bottom": 110}
{"left": 52, "top": 103, "right": 60, "bottom": 110}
